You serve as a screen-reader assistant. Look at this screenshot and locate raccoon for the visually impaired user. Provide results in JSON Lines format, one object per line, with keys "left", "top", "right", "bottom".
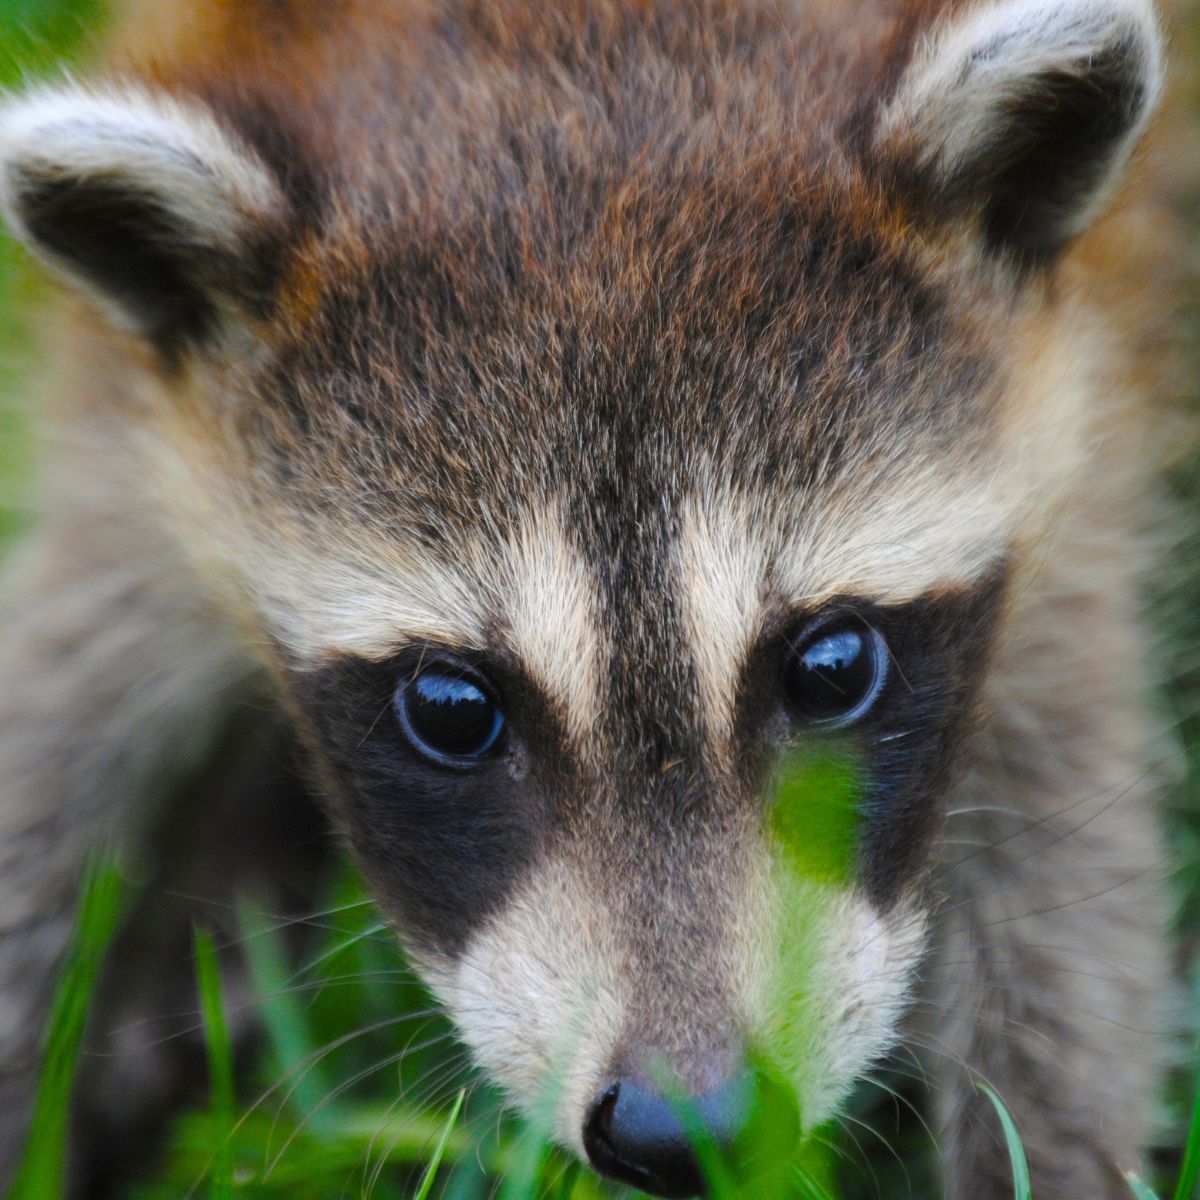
{"left": 0, "top": 0, "right": 1191, "bottom": 1195}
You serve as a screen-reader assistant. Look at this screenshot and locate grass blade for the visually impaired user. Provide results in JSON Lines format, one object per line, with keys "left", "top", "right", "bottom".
{"left": 8, "top": 856, "right": 125, "bottom": 1200}
{"left": 1174, "top": 1074, "right": 1200, "bottom": 1200}
{"left": 792, "top": 1164, "right": 839, "bottom": 1200}
{"left": 978, "top": 1083, "right": 1032, "bottom": 1200}
{"left": 411, "top": 1088, "right": 467, "bottom": 1200}
{"left": 194, "top": 928, "right": 236, "bottom": 1200}
{"left": 236, "top": 902, "right": 333, "bottom": 1131}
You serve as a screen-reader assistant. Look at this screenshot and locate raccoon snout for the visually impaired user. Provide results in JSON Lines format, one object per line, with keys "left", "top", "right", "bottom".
{"left": 581, "top": 1074, "right": 751, "bottom": 1198}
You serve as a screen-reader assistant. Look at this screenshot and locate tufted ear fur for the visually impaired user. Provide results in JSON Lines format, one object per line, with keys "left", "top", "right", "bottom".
{"left": 0, "top": 85, "right": 284, "bottom": 357}
{"left": 878, "top": 0, "right": 1163, "bottom": 266}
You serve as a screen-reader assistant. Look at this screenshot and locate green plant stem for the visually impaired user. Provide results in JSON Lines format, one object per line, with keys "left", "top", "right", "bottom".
{"left": 978, "top": 1083, "right": 1032, "bottom": 1200}
{"left": 1175, "top": 1078, "right": 1200, "bottom": 1200}
{"left": 8, "top": 857, "right": 125, "bottom": 1200}
{"left": 194, "top": 928, "right": 237, "bottom": 1200}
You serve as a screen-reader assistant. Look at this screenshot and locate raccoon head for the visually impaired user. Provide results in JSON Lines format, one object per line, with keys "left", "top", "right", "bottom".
{"left": 0, "top": 0, "right": 1162, "bottom": 1192}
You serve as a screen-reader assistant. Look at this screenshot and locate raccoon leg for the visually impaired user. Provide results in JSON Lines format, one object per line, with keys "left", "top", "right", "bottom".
{"left": 0, "top": 517, "right": 257, "bottom": 1184}
{"left": 926, "top": 580, "right": 1170, "bottom": 1199}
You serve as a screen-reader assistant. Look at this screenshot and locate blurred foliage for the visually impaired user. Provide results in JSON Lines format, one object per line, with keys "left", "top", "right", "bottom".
{"left": 0, "top": 0, "right": 108, "bottom": 538}
{"left": 7, "top": 860, "right": 125, "bottom": 1200}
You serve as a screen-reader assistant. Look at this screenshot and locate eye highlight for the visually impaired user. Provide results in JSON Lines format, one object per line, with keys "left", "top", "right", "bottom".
{"left": 394, "top": 665, "right": 506, "bottom": 766}
{"left": 785, "top": 618, "right": 888, "bottom": 727}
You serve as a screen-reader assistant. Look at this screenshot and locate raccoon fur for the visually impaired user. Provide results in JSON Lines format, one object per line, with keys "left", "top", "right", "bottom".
{"left": 0, "top": 0, "right": 1193, "bottom": 1195}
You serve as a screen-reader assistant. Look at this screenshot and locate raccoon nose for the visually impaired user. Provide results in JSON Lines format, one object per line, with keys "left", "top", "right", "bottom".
{"left": 581, "top": 1075, "right": 750, "bottom": 1198}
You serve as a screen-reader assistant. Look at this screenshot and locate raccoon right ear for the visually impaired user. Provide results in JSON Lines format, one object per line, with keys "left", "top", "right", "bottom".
{"left": 877, "top": 0, "right": 1163, "bottom": 267}
{"left": 0, "top": 86, "right": 284, "bottom": 358}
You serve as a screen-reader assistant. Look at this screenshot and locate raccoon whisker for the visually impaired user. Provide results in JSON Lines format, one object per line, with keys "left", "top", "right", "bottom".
{"left": 930, "top": 840, "right": 1166, "bottom": 925}
{"left": 397, "top": 1015, "right": 460, "bottom": 1069}
{"left": 356, "top": 695, "right": 397, "bottom": 750}
{"left": 969, "top": 864, "right": 1158, "bottom": 931}
{"left": 925, "top": 958, "right": 1150, "bottom": 993}
{"left": 909, "top": 987, "right": 1165, "bottom": 1038}
{"left": 483, "top": 1111, "right": 555, "bottom": 1200}
{"left": 889, "top": 1029, "right": 984, "bottom": 1080}
{"left": 361, "top": 1053, "right": 478, "bottom": 1189}
{"left": 229, "top": 1014, "right": 459, "bottom": 1147}
{"left": 275, "top": 1046, "right": 474, "bottom": 1192}
{"left": 942, "top": 752, "right": 1170, "bottom": 873}
{"left": 858, "top": 1068, "right": 938, "bottom": 1146}
{"left": 823, "top": 1105, "right": 902, "bottom": 1199}
{"left": 925, "top": 938, "right": 1166, "bottom": 982}
{"left": 887, "top": 1039, "right": 945, "bottom": 1093}
{"left": 159, "top": 893, "right": 386, "bottom": 948}
{"left": 94, "top": 986, "right": 447, "bottom": 1057}
{"left": 363, "top": 1072, "right": 483, "bottom": 1198}
{"left": 943, "top": 804, "right": 1032, "bottom": 819}
{"left": 830, "top": 1110, "right": 916, "bottom": 1200}
{"left": 183, "top": 1038, "right": 459, "bottom": 1198}
{"left": 264, "top": 1029, "right": 468, "bottom": 1176}
{"left": 808, "top": 1124, "right": 870, "bottom": 1179}
{"left": 908, "top": 1008, "right": 1103, "bottom": 1071}
{"left": 284, "top": 923, "right": 397, "bottom": 987}
{"left": 937, "top": 837, "right": 1015, "bottom": 849}
{"left": 549, "top": 1153, "right": 593, "bottom": 1200}
{"left": 247, "top": 968, "right": 427, "bottom": 1000}
{"left": 468, "top": 1097, "right": 507, "bottom": 1181}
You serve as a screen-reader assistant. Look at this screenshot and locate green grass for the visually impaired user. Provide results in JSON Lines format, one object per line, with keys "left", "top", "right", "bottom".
{"left": 1171, "top": 1038, "right": 1200, "bottom": 1200}
{"left": 194, "top": 929, "right": 238, "bottom": 1200}
{"left": 5, "top": 857, "right": 1194, "bottom": 1200}
{"left": 978, "top": 1086, "right": 1031, "bottom": 1200}
{"left": 6, "top": 859, "right": 125, "bottom": 1200}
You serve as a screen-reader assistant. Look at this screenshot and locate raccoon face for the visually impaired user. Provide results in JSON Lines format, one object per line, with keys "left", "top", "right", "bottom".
{"left": 0, "top": 0, "right": 1161, "bottom": 1192}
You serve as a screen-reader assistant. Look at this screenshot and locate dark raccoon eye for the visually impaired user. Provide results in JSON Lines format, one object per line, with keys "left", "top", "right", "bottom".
{"left": 785, "top": 619, "right": 887, "bottom": 726}
{"left": 394, "top": 667, "right": 506, "bottom": 766}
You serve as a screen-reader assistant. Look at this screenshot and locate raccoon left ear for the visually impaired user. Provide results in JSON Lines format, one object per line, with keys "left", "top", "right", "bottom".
{"left": 0, "top": 85, "right": 285, "bottom": 358}
{"left": 878, "top": 0, "right": 1163, "bottom": 265}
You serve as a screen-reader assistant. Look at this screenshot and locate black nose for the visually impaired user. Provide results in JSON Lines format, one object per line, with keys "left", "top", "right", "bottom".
{"left": 581, "top": 1075, "right": 750, "bottom": 1198}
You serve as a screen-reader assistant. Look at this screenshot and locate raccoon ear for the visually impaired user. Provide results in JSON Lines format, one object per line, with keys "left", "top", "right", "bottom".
{"left": 0, "top": 86, "right": 284, "bottom": 356}
{"left": 878, "top": 0, "right": 1163, "bottom": 265}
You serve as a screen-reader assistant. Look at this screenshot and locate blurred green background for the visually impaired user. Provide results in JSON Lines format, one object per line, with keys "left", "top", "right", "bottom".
{"left": 0, "top": 1, "right": 1196, "bottom": 1197}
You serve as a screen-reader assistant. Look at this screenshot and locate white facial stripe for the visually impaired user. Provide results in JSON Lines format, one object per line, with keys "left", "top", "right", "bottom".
{"left": 755, "top": 887, "right": 928, "bottom": 1129}
{"left": 152, "top": 451, "right": 492, "bottom": 659}
{"left": 442, "top": 856, "right": 627, "bottom": 1153}
{"left": 494, "top": 513, "right": 604, "bottom": 749}
{"left": 436, "top": 846, "right": 928, "bottom": 1147}
{"left": 207, "top": 498, "right": 604, "bottom": 747}
{"left": 676, "top": 474, "right": 1012, "bottom": 744}
{"left": 675, "top": 496, "right": 771, "bottom": 748}
{"left": 236, "top": 529, "right": 488, "bottom": 660}
{"left": 781, "top": 464, "right": 1012, "bottom": 600}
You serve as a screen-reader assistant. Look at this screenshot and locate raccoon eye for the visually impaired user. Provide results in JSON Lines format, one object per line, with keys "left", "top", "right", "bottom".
{"left": 785, "top": 618, "right": 887, "bottom": 726}
{"left": 394, "top": 666, "right": 506, "bottom": 766}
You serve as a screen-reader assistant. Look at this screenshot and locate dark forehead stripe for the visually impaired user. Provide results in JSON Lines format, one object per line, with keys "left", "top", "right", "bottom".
{"left": 579, "top": 475, "right": 712, "bottom": 820}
